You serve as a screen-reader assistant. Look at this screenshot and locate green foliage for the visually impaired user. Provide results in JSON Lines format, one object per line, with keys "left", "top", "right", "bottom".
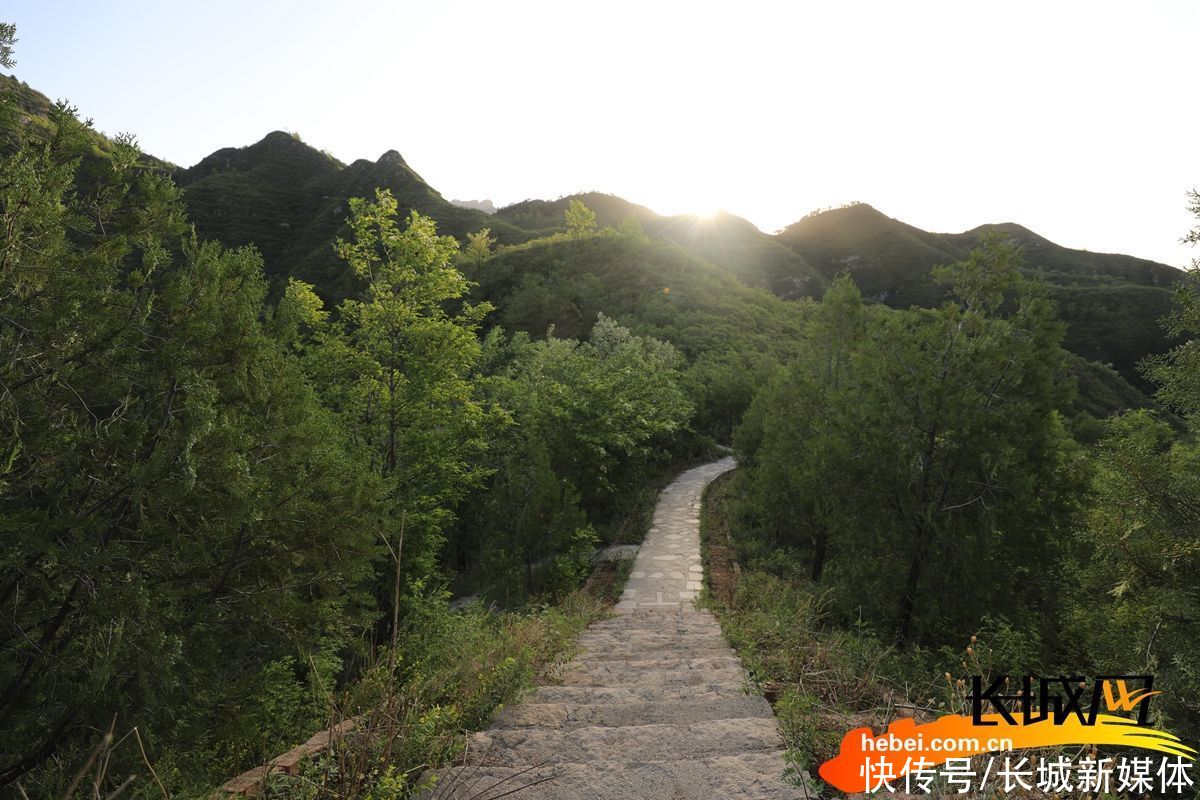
{"left": 1070, "top": 413, "right": 1200, "bottom": 737}
{"left": 1066, "top": 353, "right": 1170, "bottom": 425}
{"left": 616, "top": 214, "right": 645, "bottom": 239}
{"left": 463, "top": 226, "right": 494, "bottom": 268}
{"left": 731, "top": 197, "right": 1200, "bottom": 748}
{"left": 779, "top": 202, "right": 1182, "bottom": 391}
{"left": 682, "top": 350, "right": 780, "bottom": 442}
{"left": 1066, "top": 197, "right": 1200, "bottom": 742}
{"left": 462, "top": 315, "right": 693, "bottom": 601}
{"left": 0, "top": 22, "right": 14, "bottom": 69}
{"left": 466, "top": 228, "right": 810, "bottom": 439}
{"left": 700, "top": 473, "right": 939, "bottom": 775}
{"left": 1141, "top": 194, "right": 1200, "bottom": 423}
{"left": 736, "top": 237, "right": 1088, "bottom": 646}
{"left": 10, "top": 22, "right": 1194, "bottom": 794}
{"left": 173, "top": 134, "right": 533, "bottom": 307}
{"left": 261, "top": 586, "right": 613, "bottom": 800}
{"left": 0, "top": 90, "right": 704, "bottom": 793}
{"left": 494, "top": 191, "right": 827, "bottom": 298}
{"left": 564, "top": 198, "right": 597, "bottom": 238}
{"left": 0, "top": 104, "right": 382, "bottom": 790}
{"left": 477, "top": 434, "right": 598, "bottom": 600}
{"left": 292, "top": 190, "right": 496, "bottom": 585}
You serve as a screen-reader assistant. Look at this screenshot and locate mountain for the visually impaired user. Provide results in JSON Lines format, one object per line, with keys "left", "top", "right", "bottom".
{"left": 450, "top": 198, "right": 497, "bottom": 214}
{"left": 0, "top": 73, "right": 1173, "bottom": 414}
{"left": 178, "top": 148, "right": 826, "bottom": 306}
{"left": 467, "top": 227, "right": 807, "bottom": 357}
{"left": 173, "top": 132, "right": 535, "bottom": 304}
{"left": 778, "top": 203, "right": 1183, "bottom": 384}
{"left": 464, "top": 226, "right": 812, "bottom": 437}
{"left": 496, "top": 192, "right": 828, "bottom": 299}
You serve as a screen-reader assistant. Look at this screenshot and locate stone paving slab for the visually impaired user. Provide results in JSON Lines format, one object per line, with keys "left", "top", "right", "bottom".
{"left": 493, "top": 696, "right": 775, "bottom": 729}
{"left": 557, "top": 665, "right": 747, "bottom": 688}
{"left": 465, "top": 717, "right": 784, "bottom": 766}
{"left": 570, "top": 655, "right": 742, "bottom": 671}
{"left": 574, "top": 643, "right": 734, "bottom": 661}
{"left": 529, "top": 682, "right": 758, "bottom": 705}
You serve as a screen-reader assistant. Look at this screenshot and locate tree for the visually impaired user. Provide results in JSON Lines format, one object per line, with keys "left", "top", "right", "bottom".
{"left": 565, "top": 198, "right": 597, "bottom": 238}
{"left": 736, "top": 237, "right": 1085, "bottom": 645}
{"left": 295, "top": 189, "right": 495, "bottom": 592}
{"left": 735, "top": 275, "right": 867, "bottom": 581}
{"left": 1074, "top": 413, "right": 1199, "bottom": 734}
{"left": 1070, "top": 191, "right": 1200, "bottom": 739}
{"left": 1140, "top": 188, "right": 1200, "bottom": 422}
{"left": 465, "top": 226, "right": 495, "bottom": 268}
{"left": 0, "top": 105, "right": 381, "bottom": 785}
{"left": 617, "top": 214, "right": 646, "bottom": 240}
{"left": 870, "top": 241, "right": 1082, "bottom": 643}
{"left": 0, "top": 23, "right": 14, "bottom": 69}
{"left": 461, "top": 316, "right": 692, "bottom": 599}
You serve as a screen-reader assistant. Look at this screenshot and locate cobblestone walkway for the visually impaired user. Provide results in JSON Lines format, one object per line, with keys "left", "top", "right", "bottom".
{"left": 425, "top": 458, "right": 812, "bottom": 799}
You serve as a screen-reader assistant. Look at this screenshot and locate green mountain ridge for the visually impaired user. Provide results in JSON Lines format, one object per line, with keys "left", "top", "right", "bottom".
{"left": 496, "top": 192, "right": 829, "bottom": 299}
{"left": 173, "top": 130, "right": 535, "bottom": 304}
{"left": 469, "top": 227, "right": 808, "bottom": 357}
{"left": 465, "top": 228, "right": 812, "bottom": 437}
{"left": 0, "top": 73, "right": 1172, "bottom": 415}
{"left": 778, "top": 202, "right": 1183, "bottom": 383}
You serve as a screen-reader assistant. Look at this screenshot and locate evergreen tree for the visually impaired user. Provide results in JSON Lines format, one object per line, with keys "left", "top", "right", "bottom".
{"left": 735, "top": 275, "right": 867, "bottom": 580}
{"left": 0, "top": 107, "right": 380, "bottom": 785}
{"left": 737, "top": 238, "right": 1085, "bottom": 645}
{"left": 0, "top": 22, "right": 14, "bottom": 69}
{"left": 1070, "top": 192, "right": 1200, "bottom": 739}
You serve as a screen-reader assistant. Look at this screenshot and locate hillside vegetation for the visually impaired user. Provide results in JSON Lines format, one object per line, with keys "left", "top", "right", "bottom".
{"left": 728, "top": 229, "right": 1200, "bottom": 744}
{"left": 174, "top": 133, "right": 535, "bottom": 305}
{"left": 3, "top": 27, "right": 1198, "bottom": 799}
{"left": 0, "top": 79, "right": 702, "bottom": 797}
{"left": 779, "top": 202, "right": 1182, "bottom": 385}
{"left": 496, "top": 191, "right": 828, "bottom": 298}
{"left": 2, "top": 72, "right": 1177, "bottom": 402}
{"left": 466, "top": 223, "right": 811, "bottom": 438}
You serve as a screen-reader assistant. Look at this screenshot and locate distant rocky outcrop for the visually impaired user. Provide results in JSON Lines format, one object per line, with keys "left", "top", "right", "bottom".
{"left": 450, "top": 198, "right": 497, "bottom": 214}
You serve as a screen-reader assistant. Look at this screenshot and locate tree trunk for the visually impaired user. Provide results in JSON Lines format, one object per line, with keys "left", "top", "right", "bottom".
{"left": 811, "top": 529, "right": 828, "bottom": 582}
{"left": 897, "top": 521, "right": 932, "bottom": 644}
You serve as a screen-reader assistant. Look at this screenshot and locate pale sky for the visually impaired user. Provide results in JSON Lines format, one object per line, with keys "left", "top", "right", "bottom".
{"left": 7, "top": 1, "right": 1199, "bottom": 266}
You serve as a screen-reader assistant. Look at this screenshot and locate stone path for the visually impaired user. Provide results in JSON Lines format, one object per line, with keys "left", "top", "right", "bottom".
{"left": 425, "top": 457, "right": 812, "bottom": 799}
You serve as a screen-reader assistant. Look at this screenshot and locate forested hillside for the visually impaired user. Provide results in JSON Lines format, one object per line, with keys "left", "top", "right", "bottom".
{"left": 463, "top": 219, "right": 810, "bottom": 438}
{"left": 495, "top": 192, "right": 828, "bottom": 299}
{"left": 779, "top": 202, "right": 1182, "bottom": 386}
{"left": 722, "top": 229, "right": 1200, "bottom": 760}
{"left": 173, "top": 133, "right": 537, "bottom": 305}
{"left": 2, "top": 20, "right": 1198, "bottom": 799}
{"left": 0, "top": 73, "right": 706, "bottom": 796}
{"left": 2, "top": 72, "right": 1178, "bottom": 407}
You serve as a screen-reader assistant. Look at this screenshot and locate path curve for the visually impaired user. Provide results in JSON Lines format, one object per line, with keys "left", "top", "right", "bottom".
{"left": 428, "top": 457, "right": 811, "bottom": 799}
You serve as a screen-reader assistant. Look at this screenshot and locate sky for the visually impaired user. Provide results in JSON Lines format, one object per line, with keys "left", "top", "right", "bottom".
{"left": 7, "top": 1, "right": 1199, "bottom": 267}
